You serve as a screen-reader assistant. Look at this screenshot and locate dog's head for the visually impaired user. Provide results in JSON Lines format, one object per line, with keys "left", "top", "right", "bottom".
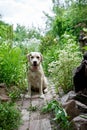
{"left": 27, "top": 52, "right": 43, "bottom": 69}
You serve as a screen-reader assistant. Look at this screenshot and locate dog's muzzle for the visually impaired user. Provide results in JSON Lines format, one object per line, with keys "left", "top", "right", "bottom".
{"left": 33, "top": 61, "right": 37, "bottom": 66}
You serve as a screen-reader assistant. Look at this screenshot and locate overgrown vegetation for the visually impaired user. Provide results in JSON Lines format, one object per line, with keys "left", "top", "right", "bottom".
{"left": 48, "top": 33, "right": 82, "bottom": 92}
{"left": 0, "top": 0, "right": 87, "bottom": 129}
{"left": 41, "top": 100, "right": 71, "bottom": 130}
{"left": 0, "top": 102, "right": 21, "bottom": 130}
{"left": 0, "top": 43, "right": 26, "bottom": 86}
{"left": 39, "top": 0, "right": 87, "bottom": 92}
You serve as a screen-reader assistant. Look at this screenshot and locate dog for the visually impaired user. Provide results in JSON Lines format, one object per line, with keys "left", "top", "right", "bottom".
{"left": 26, "top": 52, "right": 48, "bottom": 98}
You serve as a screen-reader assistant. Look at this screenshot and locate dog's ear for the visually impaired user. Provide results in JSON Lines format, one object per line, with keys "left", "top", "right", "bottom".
{"left": 27, "top": 53, "right": 31, "bottom": 62}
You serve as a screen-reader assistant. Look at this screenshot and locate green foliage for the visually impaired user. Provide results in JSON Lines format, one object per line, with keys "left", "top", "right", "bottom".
{"left": 0, "top": 43, "right": 26, "bottom": 87}
{"left": 28, "top": 105, "right": 38, "bottom": 112}
{"left": 45, "top": 0, "right": 87, "bottom": 38}
{"left": 42, "top": 44, "right": 59, "bottom": 75}
{"left": 39, "top": 33, "right": 56, "bottom": 53}
{"left": 0, "top": 102, "right": 21, "bottom": 130}
{"left": 0, "top": 21, "right": 13, "bottom": 42}
{"left": 14, "top": 24, "right": 41, "bottom": 41}
{"left": 41, "top": 100, "right": 71, "bottom": 130}
{"left": 39, "top": 33, "right": 59, "bottom": 75}
{"left": 40, "top": 0, "right": 87, "bottom": 92}
{"left": 48, "top": 33, "right": 82, "bottom": 92}
{"left": 8, "top": 86, "right": 22, "bottom": 101}
{"left": 14, "top": 24, "right": 27, "bottom": 41}
{"left": 64, "top": 2, "right": 87, "bottom": 36}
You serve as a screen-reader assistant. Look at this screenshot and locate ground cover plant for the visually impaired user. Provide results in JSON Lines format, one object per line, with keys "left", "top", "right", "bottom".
{"left": 41, "top": 100, "right": 71, "bottom": 130}
{"left": 0, "top": 102, "right": 21, "bottom": 130}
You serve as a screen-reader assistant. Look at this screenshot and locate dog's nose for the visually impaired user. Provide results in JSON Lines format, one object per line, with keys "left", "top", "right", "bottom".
{"left": 33, "top": 61, "right": 37, "bottom": 66}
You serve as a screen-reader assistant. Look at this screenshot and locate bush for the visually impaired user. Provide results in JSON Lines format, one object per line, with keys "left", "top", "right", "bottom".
{"left": 0, "top": 102, "right": 21, "bottom": 130}
{"left": 0, "top": 43, "right": 26, "bottom": 87}
{"left": 41, "top": 100, "right": 71, "bottom": 130}
{"left": 48, "top": 33, "right": 82, "bottom": 92}
{"left": 39, "top": 34, "right": 59, "bottom": 75}
{"left": 42, "top": 44, "right": 59, "bottom": 75}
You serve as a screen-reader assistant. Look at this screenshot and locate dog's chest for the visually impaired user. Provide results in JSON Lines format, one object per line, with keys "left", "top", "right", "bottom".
{"left": 29, "top": 71, "right": 42, "bottom": 87}
{"left": 30, "top": 72, "right": 40, "bottom": 79}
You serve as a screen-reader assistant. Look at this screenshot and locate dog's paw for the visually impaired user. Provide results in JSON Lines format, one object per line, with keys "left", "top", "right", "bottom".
{"left": 25, "top": 94, "right": 31, "bottom": 99}
{"left": 39, "top": 94, "right": 45, "bottom": 99}
{"left": 44, "top": 88, "right": 48, "bottom": 93}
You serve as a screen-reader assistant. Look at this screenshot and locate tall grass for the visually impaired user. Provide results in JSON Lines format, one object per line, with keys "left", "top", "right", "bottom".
{"left": 0, "top": 43, "right": 26, "bottom": 87}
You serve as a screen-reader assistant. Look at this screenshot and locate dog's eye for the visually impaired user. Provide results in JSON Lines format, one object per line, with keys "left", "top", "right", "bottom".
{"left": 37, "top": 56, "right": 39, "bottom": 59}
{"left": 31, "top": 56, "right": 34, "bottom": 59}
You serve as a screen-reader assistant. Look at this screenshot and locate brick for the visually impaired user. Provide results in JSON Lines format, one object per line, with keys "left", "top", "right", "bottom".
{"left": 31, "top": 98, "right": 40, "bottom": 107}
{"left": 22, "top": 99, "right": 31, "bottom": 109}
{"left": 19, "top": 121, "right": 29, "bottom": 130}
{"left": 29, "top": 119, "right": 51, "bottom": 130}
{"left": 21, "top": 109, "right": 30, "bottom": 121}
{"left": 30, "top": 111, "right": 40, "bottom": 120}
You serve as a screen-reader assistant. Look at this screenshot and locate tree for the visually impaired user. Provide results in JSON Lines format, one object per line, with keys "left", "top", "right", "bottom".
{"left": 44, "top": 0, "right": 87, "bottom": 38}
{"left": 14, "top": 24, "right": 27, "bottom": 41}
{"left": 14, "top": 24, "right": 41, "bottom": 41}
{"left": 0, "top": 20, "right": 13, "bottom": 42}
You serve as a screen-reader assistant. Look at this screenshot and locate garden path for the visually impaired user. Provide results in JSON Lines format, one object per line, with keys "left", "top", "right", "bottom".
{"left": 16, "top": 82, "right": 58, "bottom": 130}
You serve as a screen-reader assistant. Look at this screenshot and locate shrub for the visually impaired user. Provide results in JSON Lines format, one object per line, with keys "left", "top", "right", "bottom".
{"left": 0, "top": 102, "right": 21, "bottom": 130}
{"left": 0, "top": 43, "right": 26, "bottom": 87}
{"left": 42, "top": 44, "right": 59, "bottom": 75}
{"left": 39, "top": 34, "right": 55, "bottom": 54}
{"left": 41, "top": 100, "right": 71, "bottom": 130}
{"left": 39, "top": 34, "right": 60, "bottom": 75}
{"left": 48, "top": 33, "right": 82, "bottom": 92}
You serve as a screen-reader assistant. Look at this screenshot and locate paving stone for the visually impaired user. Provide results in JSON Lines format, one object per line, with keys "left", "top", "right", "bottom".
{"left": 22, "top": 99, "right": 31, "bottom": 109}
{"left": 19, "top": 121, "right": 29, "bottom": 130}
{"left": 29, "top": 118, "right": 51, "bottom": 130}
{"left": 40, "top": 113, "right": 51, "bottom": 120}
{"left": 39, "top": 98, "right": 46, "bottom": 108}
{"left": 31, "top": 98, "right": 40, "bottom": 107}
{"left": 21, "top": 109, "right": 30, "bottom": 121}
{"left": 30, "top": 111, "right": 40, "bottom": 120}
{"left": 40, "top": 118, "right": 51, "bottom": 130}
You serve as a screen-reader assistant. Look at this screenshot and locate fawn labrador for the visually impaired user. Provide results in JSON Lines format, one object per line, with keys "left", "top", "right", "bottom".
{"left": 26, "top": 52, "right": 48, "bottom": 98}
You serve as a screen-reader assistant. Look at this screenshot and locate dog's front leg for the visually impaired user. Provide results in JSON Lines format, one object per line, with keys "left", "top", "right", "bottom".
{"left": 25, "top": 82, "right": 31, "bottom": 99}
{"left": 28, "top": 82, "right": 31, "bottom": 97}
{"left": 39, "top": 77, "right": 44, "bottom": 99}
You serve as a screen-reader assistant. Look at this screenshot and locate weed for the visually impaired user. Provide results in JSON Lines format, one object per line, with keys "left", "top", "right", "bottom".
{"left": 0, "top": 102, "right": 21, "bottom": 130}
{"left": 41, "top": 100, "right": 71, "bottom": 130}
{"left": 27, "top": 105, "right": 38, "bottom": 112}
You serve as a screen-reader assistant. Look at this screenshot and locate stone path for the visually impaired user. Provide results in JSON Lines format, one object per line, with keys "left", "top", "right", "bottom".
{"left": 16, "top": 83, "right": 58, "bottom": 130}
